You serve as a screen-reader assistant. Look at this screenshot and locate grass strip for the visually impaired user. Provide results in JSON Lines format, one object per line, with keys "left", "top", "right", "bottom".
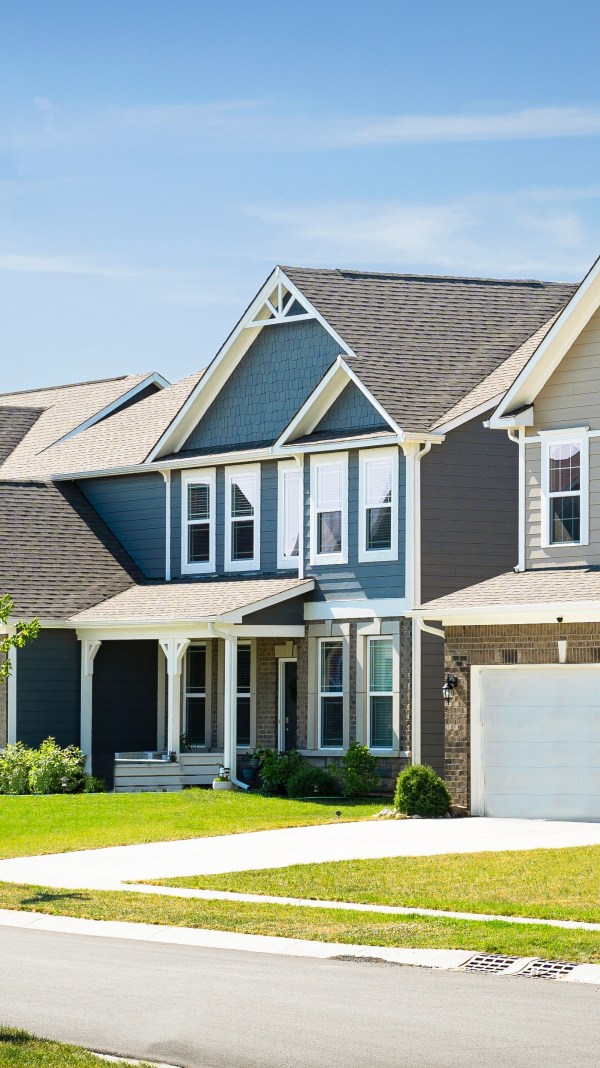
{"left": 150, "top": 845, "right": 600, "bottom": 924}
{"left": 0, "top": 882, "right": 598, "bottom": 963}
{"left": 0, "top": 793, "right": 380, "bottom": 859}
{"left": 0, "top": 1025, "right": 153, "bottom": 1067}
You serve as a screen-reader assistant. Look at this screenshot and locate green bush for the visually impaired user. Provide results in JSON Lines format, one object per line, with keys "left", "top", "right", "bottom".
{"left": 0, "top": 742, "right": 31, "bottom": 794}
{"left": 286, "top": 763, "right": 340, "bottom": 798}
{"left": 81, "top": 774, "right": 105, "bottom": 793}
{"left": 340, "top": 742, "right": 379, "bottom": 797}
{"left": 257, "top": 749, "right": 301, "bottom": 793}
{"left": 394, "top": 764, "right": 451, "bottom": 817}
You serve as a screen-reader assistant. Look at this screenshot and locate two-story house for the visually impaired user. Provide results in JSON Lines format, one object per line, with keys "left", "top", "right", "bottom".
{"left": 0, "top": 266, "right": 575, "bottom": 792}
{"left": 414, "top": 256, "right": 600, "bottom": 822}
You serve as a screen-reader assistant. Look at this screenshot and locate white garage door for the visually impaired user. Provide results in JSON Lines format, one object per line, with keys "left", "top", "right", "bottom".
{"left": 473, "top": 666, "right": 600, "bottom": 821}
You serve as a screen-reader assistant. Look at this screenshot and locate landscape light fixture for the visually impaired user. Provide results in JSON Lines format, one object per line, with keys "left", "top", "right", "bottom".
{"left": 442, "top": 674, "right": 459, "bottom": 704}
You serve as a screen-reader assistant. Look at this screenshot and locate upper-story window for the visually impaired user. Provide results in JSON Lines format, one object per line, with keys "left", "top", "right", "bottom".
{"left": 225, "top": 463, "right": 261, "bottom": 571}
{"left": 310, "top": 453, "right": 348, "bottom": 565}
{"left": 358, "top": 447, "right": 398, "bottom": 562}
{"left": 278, "top": 460, "right": 301, "bottom": 570}
{"left": 541, "top": 431, "right": 589, "bottom": 547}
{"left": 181, "top": 469, "right": 215, "bottom": 574}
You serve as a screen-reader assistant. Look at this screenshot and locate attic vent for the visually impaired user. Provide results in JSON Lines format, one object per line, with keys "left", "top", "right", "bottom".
{"left": 519, "top": 959, "right": 577, "bottom": 980}
{"left": 463, "top": 954, "right": 519, "bottom": 973}
{"left": 501, "top": 649, "right": 518, "bottom": 665}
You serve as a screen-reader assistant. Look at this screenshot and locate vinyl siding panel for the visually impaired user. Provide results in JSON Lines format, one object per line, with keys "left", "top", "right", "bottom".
{"left": 420, "top": 417, "right": 518, "bottom": 773}
{"left": 80, "top": 474, "right": 165, "bottom": 580}
{"left": 17, "top": 629, "right": 80, "bottom": 748}
{"left": 92, "top": 640, "right": 158, "bottom": 787}
{"left": 534, "top": 307, "right": 600, "bottom": 430}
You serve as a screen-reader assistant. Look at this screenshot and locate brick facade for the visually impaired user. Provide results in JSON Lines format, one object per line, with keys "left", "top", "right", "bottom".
{"left": 444, "top": 622, "right": 600, "bottom": 807}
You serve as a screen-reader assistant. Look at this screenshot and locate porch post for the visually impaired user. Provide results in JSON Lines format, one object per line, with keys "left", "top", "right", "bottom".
{"left": 159, "top": 638, "right": 189, "bottom": 757}
{"left": 80, "top": 640, "right": 101, "bottom": 773}
{"left": 222, "top": 632, "right": 238, "bottom": 775}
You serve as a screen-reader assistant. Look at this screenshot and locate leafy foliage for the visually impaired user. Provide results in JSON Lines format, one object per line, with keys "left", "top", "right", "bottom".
{"left": 286, "top": 763, "right": 340, "bottom": 798}
{"left": 0, "top": 595, "right": 39, "bottom": 681}
{"left": 340, "top": 742, "right": 380, "bottom": 797}
{"left": 0, "top": 738, "right": 103, "bottom": 795}
{"left": 256, "top": 748, "right": 301, "bottom": 793}
{"left": 394, "top": 764, "right": 451, "bottom": 818}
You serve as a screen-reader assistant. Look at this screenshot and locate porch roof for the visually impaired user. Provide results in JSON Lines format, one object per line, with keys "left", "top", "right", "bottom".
{"left": 69, "top": 575, "right": 314, "bottom": 626}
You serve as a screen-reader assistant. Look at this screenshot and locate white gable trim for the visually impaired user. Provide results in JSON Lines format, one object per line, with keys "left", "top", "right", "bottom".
{"left": 53, "top": 373, "right": 169, "bottom": 447}
{"left": 490, "top": 256, "right": 600, "bottom": 427}
{"left": 146, "top": 267, "right": 355, "bottom": 462}
{"left": 433, "top": 394, "right": 505, "bottom": 435}
{"left": 275, "top": 356, "right": 401, "bottom": 447}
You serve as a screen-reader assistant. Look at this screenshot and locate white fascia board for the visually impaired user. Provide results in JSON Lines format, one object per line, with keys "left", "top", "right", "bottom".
{"left": 51, "top": 446, "right": 276, "bottom": 482}
{"left": 52, "top": 373, "right": 170, "bottom": 448}
{"left": 484, "top": 406, "right": 534, "bottom": 429}
{"left": 278, "top": 433, "right": 398, "bottom": 455}
{"left": 433, "top": 394, "right": 505, "bottom": 435}
{"left": 276, "top": 356, "right": 401, "bottom": 447}
{"left": 408, "top": 601, "right": 600, "bottom": 625}
{"left": 220, "top": 579, "right": 315, "bottom": 622}
{"left": 304, "top": 597, "right": 409, "bottom": 621}
{"left": 74, "top": 623, "right": 306, "bottom": 641}
{"left": 490, "top": 255, "right": 600, "bottom": 427}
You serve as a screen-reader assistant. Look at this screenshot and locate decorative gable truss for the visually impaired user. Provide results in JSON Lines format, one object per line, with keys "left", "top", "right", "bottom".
{"left": 246, "top": 277, "right": 313, "bottom": 327}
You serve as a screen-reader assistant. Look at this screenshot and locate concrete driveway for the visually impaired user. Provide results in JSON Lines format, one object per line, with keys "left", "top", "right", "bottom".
{"left": 0, "top": 816, "right": 599, "bottom": 891}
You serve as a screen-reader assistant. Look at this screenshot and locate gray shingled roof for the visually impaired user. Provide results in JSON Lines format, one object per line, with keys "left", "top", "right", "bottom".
{"left": 0, "top": 408, "right": 44, "bottom": 465}
{"left": 283, "top": 267, "right": 577, "bottom": 433}
{"left": 418, "top": 567, "right": 600, "bottom": 617}
{"left": 0, "top": 481, "right": 142, "bottom": 620}
{"left": 70, "top": 576, "right": 314, "bottom": 624}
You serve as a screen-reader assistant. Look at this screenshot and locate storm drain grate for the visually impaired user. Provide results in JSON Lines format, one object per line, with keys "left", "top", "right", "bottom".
{"left": 519, "top": 959, "right": 577, "bottom": 980}
{"left": 463, "top": 954, "right": 519, "bottom": 973}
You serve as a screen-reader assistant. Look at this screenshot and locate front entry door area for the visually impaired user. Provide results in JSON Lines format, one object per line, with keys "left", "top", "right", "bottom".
{"left": 279, "top": 658, "right": 297, "bottom": 751}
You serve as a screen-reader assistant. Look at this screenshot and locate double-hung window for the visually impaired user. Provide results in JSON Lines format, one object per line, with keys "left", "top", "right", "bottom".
{"left": 225, "top": 464, "right": 261, "bottom": 571}
{"left": 367, "top": 637, "right": 394, "bottom": 750}
{"left": 319, "top": 639, "right": 344, "bottom": 748}
{"left": 310, "top": 453, "right": 348, "bottom": 565}
{"left": 184, "top": 645, "right": 207, "bottom": 747}
{"left": 236, "top": 644, "right": 252, "bottom": 747}
{"left": 359, "top": 448, "right": 398, "bottom": 562}
{"left": 181, "top": 469, "right": 215, "bottom": 574}
{"left": 277, "top": 460, "right": 301, "bottom": 570}
{"left": 541, "top": 431, "right": 589, "bottom": 547}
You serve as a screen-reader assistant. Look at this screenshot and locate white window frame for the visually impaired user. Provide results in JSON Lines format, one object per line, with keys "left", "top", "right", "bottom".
{"left": 225, "top": 463, "right": 261, "bottom": 572}
{"left": 366, "top": 635, "right": 395, "bottom": 752}
{"left": 277, "top": 460, "right": 301, "bottom": 571}
{"left": 236, "top": 641, "right": 253, "bottom": 749}
{"left": 183, "top": 642, "right": 209, "bottom": 748}
{"left": 318, "top": 637, "right": 344, "bottom": 750}
{"left": 540, "top": 429, "right": 589, "bottom": 548}
{"left": 358, "top": 447, "right": 398, "bottom": 563}
{"left": 181, "top": 468, "right": 216, "bottom": 575}
{"left": 309, "top": 452, "right": 348, "bottom": 566}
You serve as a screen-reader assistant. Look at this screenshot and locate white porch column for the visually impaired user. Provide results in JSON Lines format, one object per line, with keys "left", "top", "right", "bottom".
{"left": 80, "top": 640, "right": 101, "bottom": 773}
{"left": 222, "top": 632, "right": 238, "bottom": 775}
{"left": 7, "top": 645, "right": 18, "bottom": 745}
{"left": 159, "top": 638, "right": 189, "bottom": 757}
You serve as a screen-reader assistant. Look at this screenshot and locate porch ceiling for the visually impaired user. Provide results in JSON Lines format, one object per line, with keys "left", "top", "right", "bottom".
{"left": 68, "top": 575, "right": 314, "bottom": 627}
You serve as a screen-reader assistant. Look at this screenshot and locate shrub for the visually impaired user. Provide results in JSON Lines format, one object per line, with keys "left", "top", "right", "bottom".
{"left": 257, "top": 749, "right": 301, "bottom": 793}
{"left": 27, "top": 737, "right": 86, "bottom": 795}
{"left": 394, "top": 764, "right": 451, "bottom": 818}
{"left": 81, "top": 774, "right": 105, "bottom": 793}
{"left": 340, "top": 742, "right": 379, "bottom": 797}
{"left": 0, "top": 742, "right": 32, "bottom": 794}
{"left": 286, "top": 763, "right": 340, "bottom": 798}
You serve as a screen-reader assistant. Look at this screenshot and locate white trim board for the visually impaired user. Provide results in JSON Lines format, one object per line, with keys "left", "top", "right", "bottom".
{"left": 304, "top": 597, "right": 409, "bottom": 621}
{"left": 51, "top": 373, "right": 170, "bottom": 447}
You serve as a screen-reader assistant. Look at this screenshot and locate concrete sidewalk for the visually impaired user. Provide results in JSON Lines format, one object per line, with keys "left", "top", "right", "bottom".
{"left": 0, "top": 816, "right": 599, "bottom": 890}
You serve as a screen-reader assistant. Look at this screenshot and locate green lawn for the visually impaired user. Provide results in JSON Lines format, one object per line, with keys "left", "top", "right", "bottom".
{"left": 0, "top": 881, "right": 598, "bottom": 963}
{"left": 150, "top": 845, "right": 600, "bottom": 924}
{"left": 0, "top": 792, "right": 381, "bottom": 859}
{"left": 0, "top": 1026, "right": 153, "bottom": 1067}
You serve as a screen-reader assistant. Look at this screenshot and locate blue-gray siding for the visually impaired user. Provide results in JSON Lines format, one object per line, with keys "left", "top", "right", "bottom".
{"left": 182, "top": 320, "right": 342, "bottom": 452}
{"left": 92, "top": 640, "right": 158, "bottom": 787}
{"left": 312, "top": 382, "right": 388, "bottom": 436}
{"left": 17, "top": 629, "right": 80, "bottom": 748}
{"left": 80, "top": 474, "right": 165, "bottom": 580}
{"left": 304, "top": 450, "right": 406, "bottom": 602}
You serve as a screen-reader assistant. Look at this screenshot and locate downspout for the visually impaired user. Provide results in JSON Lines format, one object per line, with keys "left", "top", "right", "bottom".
{"left": 405, "top": 441, "right": 432, "bottom": 767}
{"left": 161, "top": 470, "right": 172, "bottom": 581}
{"left": 292, "top": 453, "right": 304, "bottom": 579}
{"left": 507, "top": 428, "right": 525, "bottom": 572}
{"left": 208, "top": 622, "right": 249, "bottom": 791}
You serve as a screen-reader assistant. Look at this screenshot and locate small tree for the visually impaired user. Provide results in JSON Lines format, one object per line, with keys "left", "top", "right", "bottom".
{"left": 0, "top": 596, "right": 39, "bottom": 681}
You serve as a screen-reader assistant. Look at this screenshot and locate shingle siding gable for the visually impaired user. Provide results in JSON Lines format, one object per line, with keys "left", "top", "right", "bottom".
{"left": 311, "top": 381, "right": 388, "bottom": 437}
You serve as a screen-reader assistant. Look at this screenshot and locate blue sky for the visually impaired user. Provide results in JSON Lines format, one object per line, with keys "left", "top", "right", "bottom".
{"left": 2, "top": 0, "right": 600, "bottom": 391}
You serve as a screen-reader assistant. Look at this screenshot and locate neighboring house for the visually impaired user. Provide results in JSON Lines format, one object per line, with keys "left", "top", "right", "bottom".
{"left": 414, "top": 256, "right": 600, "bottom": 822}
{"left": 0, "top": 267, "right": 576, "bottom": 791}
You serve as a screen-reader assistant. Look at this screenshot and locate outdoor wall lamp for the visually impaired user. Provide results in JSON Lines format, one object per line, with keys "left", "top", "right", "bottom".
{"left": 442, "top": 674, "right": 459, "bottom": 704}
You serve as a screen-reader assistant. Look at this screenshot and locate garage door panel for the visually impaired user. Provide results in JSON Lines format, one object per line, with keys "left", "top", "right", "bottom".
{"left": 477, "top": 666, "right": 600, "bottom": 821}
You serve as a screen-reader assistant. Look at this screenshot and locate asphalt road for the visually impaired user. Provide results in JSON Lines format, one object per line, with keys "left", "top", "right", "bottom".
{"left": 0, "top": 928, "right": 598, "bottom": 1068}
